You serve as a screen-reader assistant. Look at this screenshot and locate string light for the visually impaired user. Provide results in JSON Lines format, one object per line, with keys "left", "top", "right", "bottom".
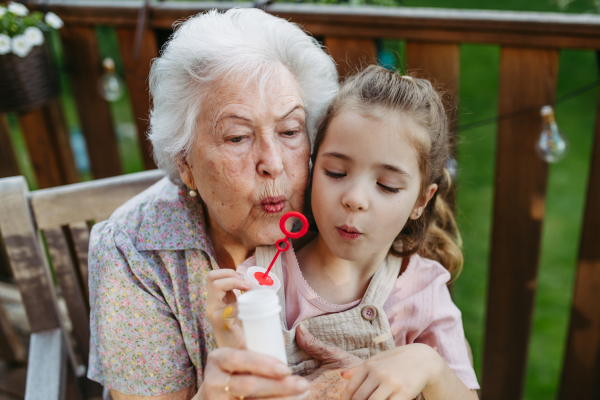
{"left": 458, "top": 79, "right": 600, "bottom": 132}
{"left": 99, "top": 57, "right": 124, "bottom": 102}
{"left": 536, "top": 105, "right": 568, "bottom": 163}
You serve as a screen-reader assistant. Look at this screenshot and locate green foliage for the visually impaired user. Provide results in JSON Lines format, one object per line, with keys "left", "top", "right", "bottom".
{"left": 0, "top": 6, "right": 47, "bottom": 37}
{"left": 552, "top": 0, "right": 600, "bottom": 12}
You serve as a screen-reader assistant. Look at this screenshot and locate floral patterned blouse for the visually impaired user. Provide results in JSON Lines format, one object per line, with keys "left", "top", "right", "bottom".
{"left": 88, "top": 177, "right": 218, "bottom": 397}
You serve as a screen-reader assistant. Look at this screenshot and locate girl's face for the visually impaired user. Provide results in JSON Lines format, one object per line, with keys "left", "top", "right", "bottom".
{"left": 311, "top": 109, "right": 436, "bottom": 262}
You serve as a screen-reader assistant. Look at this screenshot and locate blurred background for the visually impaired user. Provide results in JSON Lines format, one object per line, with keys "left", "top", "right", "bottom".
{"left": 1, "top": 0, "right": 599, "bottom": 399}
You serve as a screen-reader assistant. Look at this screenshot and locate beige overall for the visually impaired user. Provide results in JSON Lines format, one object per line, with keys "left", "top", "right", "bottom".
{"left": 255, "top": 246, "right": 400, "bottom": 376}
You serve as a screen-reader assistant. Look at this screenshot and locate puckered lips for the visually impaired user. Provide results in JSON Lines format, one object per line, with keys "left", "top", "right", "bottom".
{"left": 261, "top": 196, "right": 286, "bottom": 213}
{"left": 336, "top": 224, "right": 362, "bottom": 241}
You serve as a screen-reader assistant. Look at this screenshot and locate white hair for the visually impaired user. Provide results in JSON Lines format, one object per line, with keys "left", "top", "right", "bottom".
{"left": 148, "top": 8, "right": 339, "bottom": 183}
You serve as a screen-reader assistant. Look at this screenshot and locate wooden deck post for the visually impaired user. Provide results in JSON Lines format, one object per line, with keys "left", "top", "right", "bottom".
{"left": 559, "top": 86, "right": 600, "bottom": 400}
{"left": 324, "top": 37, "right": 377, "bottom": 80}
{"left": 482, "top": 47, "right": 559, "bottom": 400}
{"left": 116, "top": 28, "right": 158, "bottom": 170}
{"left": 60, "top": 26, "right": 122, "bottom": 179}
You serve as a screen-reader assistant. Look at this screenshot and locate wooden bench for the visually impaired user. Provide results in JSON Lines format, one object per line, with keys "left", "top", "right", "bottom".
{"left": 0, "top": 170, "right": 165, "bottom": 399}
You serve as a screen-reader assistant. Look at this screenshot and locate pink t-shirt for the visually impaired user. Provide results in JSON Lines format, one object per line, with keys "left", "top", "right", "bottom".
{"left": 238, "top": 245, "right": 480, "bottom": 390}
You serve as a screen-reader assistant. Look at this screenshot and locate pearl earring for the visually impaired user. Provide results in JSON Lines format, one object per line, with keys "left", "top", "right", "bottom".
{"left": 189, "top": 189, "right": 197, "bottom": 197}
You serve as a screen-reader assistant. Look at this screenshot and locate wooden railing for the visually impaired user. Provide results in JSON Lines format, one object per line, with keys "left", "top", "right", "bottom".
{"left": 1, "top": 2, "right": 600, "bottom": 400}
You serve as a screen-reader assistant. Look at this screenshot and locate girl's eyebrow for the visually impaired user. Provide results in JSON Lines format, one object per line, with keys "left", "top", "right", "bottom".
{"left": 376, "top": 163, "right": 410, "bottom": 177}
{"left": 322, "top": 151, "right": 351, "bottom": 161}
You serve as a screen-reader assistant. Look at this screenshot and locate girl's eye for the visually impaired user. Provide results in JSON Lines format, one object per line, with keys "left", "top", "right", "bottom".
{"left": 378, "top": 183, "right": 400, "bottom": 194}
{"left": 324, "top": 170, "right": 346, "bottom": 179}
{"left": 229, "top": 136, "right": 244, "bottom": 143}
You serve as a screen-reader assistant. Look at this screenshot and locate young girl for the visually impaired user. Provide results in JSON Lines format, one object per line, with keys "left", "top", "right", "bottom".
{"left": 207, "top": 65, "right": 479, "bottom": 399}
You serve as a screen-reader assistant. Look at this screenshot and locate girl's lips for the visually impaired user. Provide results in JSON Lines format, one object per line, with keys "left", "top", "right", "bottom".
{"left": 336, "top": 226, "right": 362, "bottom": 241}
{"left": 261, "top": 197, "right": 286, "bottom": 213}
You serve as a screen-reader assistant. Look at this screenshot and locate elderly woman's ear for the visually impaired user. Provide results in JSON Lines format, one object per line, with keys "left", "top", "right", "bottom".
{"left": 176, "top": 153, "right": 196, "bottom": 190}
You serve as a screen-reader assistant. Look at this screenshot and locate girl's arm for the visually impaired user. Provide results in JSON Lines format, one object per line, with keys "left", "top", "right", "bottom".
{"left": 341, "top": 343, "right": 478, "bottom": 400}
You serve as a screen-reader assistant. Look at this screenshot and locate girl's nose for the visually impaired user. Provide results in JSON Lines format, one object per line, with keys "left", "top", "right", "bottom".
{"left": 256, "top": 137, "right": 284, "bottom": 178}
{"left": 342, "top": 186, "right": 369, "bottom": 212}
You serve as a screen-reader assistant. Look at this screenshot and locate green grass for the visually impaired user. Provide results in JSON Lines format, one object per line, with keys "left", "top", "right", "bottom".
{"left": 5, "top": 1, "right": 599, "bottom": 398}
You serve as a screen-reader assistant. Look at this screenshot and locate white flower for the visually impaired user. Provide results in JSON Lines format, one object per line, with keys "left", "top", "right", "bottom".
{"left": 7, "top": 2, "right": 28, "bottom": 17}
{"left": 0, "top": 34, "right": 10, "bottom": 55}
{"left": 0, "top": 6, "right": 7, "bottom": 18}
{"left": 45, "top": 12, "right": 63, "bottom": 29}
{"left": 24, "top": 26, "right": 44, "bottom": 47}
{"left": 11, "top": 34, "right": 31, "bottom": 57}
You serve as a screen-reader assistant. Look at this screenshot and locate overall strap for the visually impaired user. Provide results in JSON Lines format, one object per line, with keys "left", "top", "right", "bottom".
{"left": 255, "top": 245, "right": 287, "bottom": 326}
{"left": 360, "top": 254, "right": 403, "bottom": 307}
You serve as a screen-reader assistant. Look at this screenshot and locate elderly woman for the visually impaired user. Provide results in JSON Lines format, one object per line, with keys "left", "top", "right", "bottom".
{"left": 87, "top": 8, "right": 341, "bottom": 400}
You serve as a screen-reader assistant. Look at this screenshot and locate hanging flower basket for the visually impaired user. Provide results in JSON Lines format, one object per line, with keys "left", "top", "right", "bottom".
{"left": 0, "top": 3, "right": 64, "bottom": 114}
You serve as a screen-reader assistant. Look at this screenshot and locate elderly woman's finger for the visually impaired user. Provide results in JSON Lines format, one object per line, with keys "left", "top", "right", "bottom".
{"left": 208, "top": 269, "right": 243, "bottom": 284}
{"left": 210, "top": 303, "right": 240, "bottom": 329}
{"left": 341, "top": 366, "right": 359, "bottom": 380}
{"left": 228, "top": 374, "right": 310, "bottom": 398}
{"left": 209, "top": 347, "right": 292, "bottom": 378}
{"left": 296, "top": 324, "right": 348, "bottom": 362}
{"left": 212, "top": 277, "right": 251, "bottom": 297}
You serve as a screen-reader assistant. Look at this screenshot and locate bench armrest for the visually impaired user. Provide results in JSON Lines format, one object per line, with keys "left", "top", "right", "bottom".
{"left": 25, "top": 328, "right": 66, "bottom": 400}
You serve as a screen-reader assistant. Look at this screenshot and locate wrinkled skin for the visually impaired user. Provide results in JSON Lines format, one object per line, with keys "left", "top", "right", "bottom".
{"left": 178, "top": 66, "right": 311, "bottom": 269}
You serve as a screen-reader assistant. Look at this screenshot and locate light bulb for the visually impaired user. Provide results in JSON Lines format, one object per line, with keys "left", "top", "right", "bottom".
{"left": 445, "top": 155, "right": 458, "bottom": 181}
{"left": 99, "top": 58, "right": 124, "bottom": 102}
{"left": 535, "top": 105, "right": 568, "bottom": 163}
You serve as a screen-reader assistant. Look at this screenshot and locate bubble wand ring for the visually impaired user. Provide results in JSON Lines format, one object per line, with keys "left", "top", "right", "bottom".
{"left": 256, "top": 211, "right": 308, "bottom": 285}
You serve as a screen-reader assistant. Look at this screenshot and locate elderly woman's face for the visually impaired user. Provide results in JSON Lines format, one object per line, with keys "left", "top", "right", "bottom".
{"left": 181, "top": 69, "right": 310, "bottom": 247}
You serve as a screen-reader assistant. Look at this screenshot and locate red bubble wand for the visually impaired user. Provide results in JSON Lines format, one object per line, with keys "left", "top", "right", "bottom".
{"left": 254, "top": 211, "right": 309, "bottom": 286}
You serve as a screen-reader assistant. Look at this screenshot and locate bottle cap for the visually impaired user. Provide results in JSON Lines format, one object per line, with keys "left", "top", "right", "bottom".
{"left": 244, "top": 266, "right": 281, "bottom": 293}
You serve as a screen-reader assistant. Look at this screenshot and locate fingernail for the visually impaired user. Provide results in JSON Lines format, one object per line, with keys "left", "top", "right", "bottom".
{"left": 275, "top": 364, "right": 291, "bottom": 376}
{"left": 295, "top": 379, "right": 309, "bottom": 391}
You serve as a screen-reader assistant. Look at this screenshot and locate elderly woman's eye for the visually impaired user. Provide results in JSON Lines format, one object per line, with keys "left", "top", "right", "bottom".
{"left": 229, "top": 136, "right": 244, "bottom": 143}
{"left": 282, "top": 130, "right": 298, "bottom": 137}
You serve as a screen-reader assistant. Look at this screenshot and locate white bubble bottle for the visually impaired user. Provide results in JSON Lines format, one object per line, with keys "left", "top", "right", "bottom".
{"left": 237, "top": 289, "right": 287, "bottom": 364}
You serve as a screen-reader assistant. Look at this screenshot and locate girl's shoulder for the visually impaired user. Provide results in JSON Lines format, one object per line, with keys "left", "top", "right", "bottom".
{"left": 386, "top": 253, "right": 452, "bottom": 301}
{"left": 402, "top": 253, "right": 451, "bottom": 283}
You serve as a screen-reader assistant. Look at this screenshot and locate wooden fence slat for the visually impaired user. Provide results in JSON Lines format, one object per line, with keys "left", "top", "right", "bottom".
{"left": 482, "top": 47, "right": 559, "bottom": 400}
{"left": 18, "top": 108, "right": 64, "bottom": 189}
{"left": 558, "top": 89, "right": 600, "bottom": 400}
{"left": 324, "top": 37, "right": 377, "bottom": 79}
{"left": 45, "top": 227, "right": 90, "bottom": 366}
{"left": 115, "top": 28, "right": 158, "bottom": 171}
{"left": 405, "top": 42, "right": 460, "bottom": 206}
{"left": 60, "top": 26, "right": 122, "bottom": 179}
{"left": 45, "top": 100, "right": 79, "bottom": 185}
{"left": 0, "top": 114, "right": 19, "bottom": 179}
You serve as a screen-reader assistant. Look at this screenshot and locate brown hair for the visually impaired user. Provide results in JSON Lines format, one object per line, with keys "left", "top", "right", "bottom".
{"left": 308, "top": 65, "right": 463, "bottom": 280}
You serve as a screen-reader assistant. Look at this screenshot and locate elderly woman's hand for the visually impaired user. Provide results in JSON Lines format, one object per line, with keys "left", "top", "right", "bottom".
{"left": 295, "top": 325, "right": 365, "bottom": 400}
{"left": 196, "top": 347, "right": 310, "bottom": 400}
{"left": 206, "top": 269, "right": 250, "bottom": 349}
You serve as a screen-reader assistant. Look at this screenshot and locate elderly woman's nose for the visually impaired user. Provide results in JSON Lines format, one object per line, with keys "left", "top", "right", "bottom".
{"left": 256, "top": 138, "right": 284, "bottom": 177}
